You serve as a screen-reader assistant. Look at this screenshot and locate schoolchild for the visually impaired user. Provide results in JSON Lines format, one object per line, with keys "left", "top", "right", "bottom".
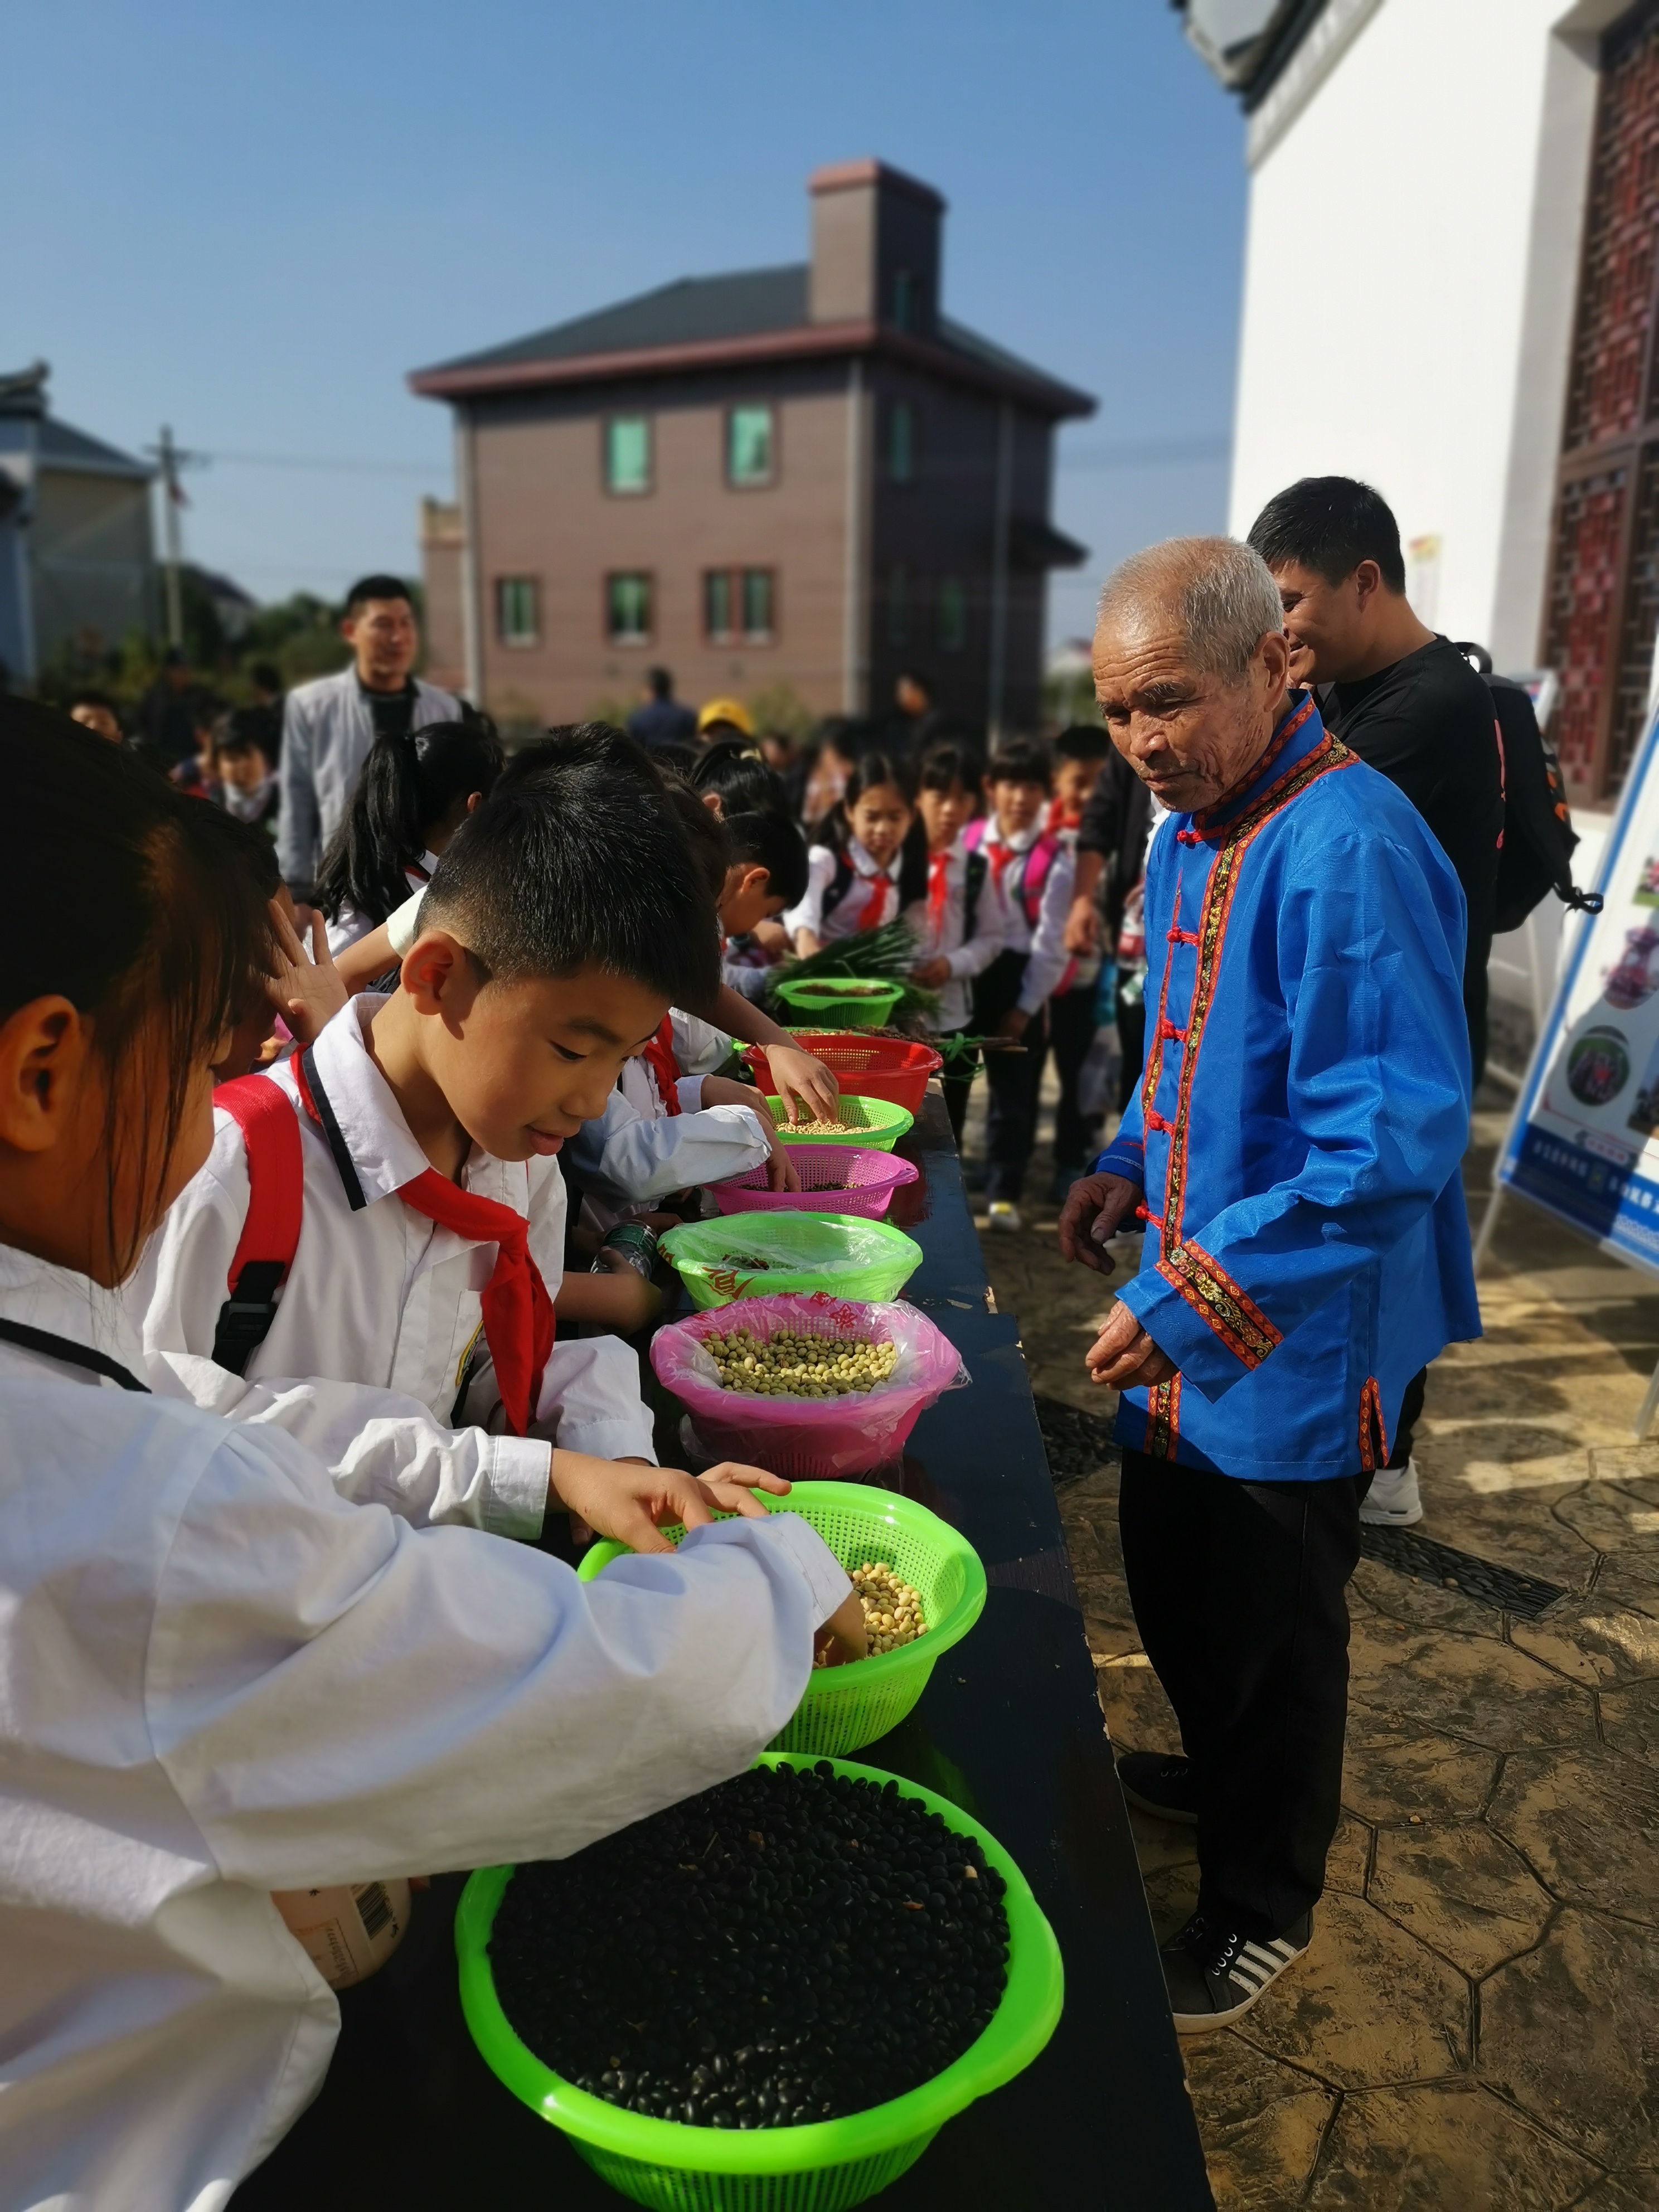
{"left": 783, "top": 750, "right": 929, "bottom": 955}
{"left": 316, "top": 717, "right": 504, "bottom": 956}
{"left": 130, "top": 741, "right": 751, "bottom": 1540}
{"left": 910, "top": 740, "right": 1003, "bottom": 1146}
{"left": 211, "top": 707, "right": 282, "bottom": 833}
{"left": 690, "top": 735, "right": 792, "bottom": 821}
{"left": 967, "top": 736, "right": 1076, "bottom": 1230}
{"left": 719, "top": 806, "right": 810, "bottom": 997}
{"left": 553, "top": 788, "right": 800, "bottom": 1234}
{"left": 0, "top": 700, "right": 864, "bottom": 2207}
{"left": 1043, "top": 726, "right": 1113, "bottom": 1199}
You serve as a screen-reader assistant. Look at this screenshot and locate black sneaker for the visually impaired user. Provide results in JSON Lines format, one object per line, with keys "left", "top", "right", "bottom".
{"left": 1115, "top": 1751, "right": 1199, "bottom": 1825}
{"left": 1160, "top": 1909, "right": 1312, "bottom": 2032}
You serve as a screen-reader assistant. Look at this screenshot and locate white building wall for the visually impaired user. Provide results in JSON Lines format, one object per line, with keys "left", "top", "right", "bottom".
{"left": 1228, "top": 0, "right": 1627, "bottom": 667}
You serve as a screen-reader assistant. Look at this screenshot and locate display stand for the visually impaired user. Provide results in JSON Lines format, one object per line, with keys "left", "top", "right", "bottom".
{"left": 230, "top": 1097, "right": 1214, "bottom": 2212}
{"left": 1480, "top": 705, "right": 1659, "bottom": 1437}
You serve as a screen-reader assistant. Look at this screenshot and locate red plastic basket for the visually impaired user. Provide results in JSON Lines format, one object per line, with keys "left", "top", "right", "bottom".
{"left": 744, "top": 1035, "right": 944, "bottom": 1115}
{"left": 709, "top": 1144, "right": 919, "bottom": 1219}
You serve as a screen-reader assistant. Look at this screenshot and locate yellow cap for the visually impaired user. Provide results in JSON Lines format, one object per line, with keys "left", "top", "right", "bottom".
{"left": 697, "top": 696, "right": 754, "bottom": 737}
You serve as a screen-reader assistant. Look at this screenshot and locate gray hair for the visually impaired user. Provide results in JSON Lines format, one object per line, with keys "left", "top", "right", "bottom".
{"left": 1096, "top": 535, "right": 1285, "bottom": 686}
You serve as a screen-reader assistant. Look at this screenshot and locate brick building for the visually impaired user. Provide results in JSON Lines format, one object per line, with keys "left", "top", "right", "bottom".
{"left": 409, "top": 161, "right": 1092, "bottom": 735}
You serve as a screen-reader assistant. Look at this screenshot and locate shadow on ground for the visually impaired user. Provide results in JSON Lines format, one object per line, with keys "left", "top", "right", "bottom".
{"left": 963, "top": 1069, "right": 1659, "bottom": 2211}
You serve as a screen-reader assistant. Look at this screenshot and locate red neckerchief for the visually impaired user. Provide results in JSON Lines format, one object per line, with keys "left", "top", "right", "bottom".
{"left": 641, "top": 1015, "right": 683, "bottom": 1118}
{"left": 926, "top": 848, "right": 952, "bottom": 939}
{"left": 292, "top": 1051, "right": 554, "bottom": 1438}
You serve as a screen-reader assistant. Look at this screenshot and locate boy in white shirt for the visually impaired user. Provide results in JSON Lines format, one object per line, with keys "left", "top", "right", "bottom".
{"left": 132, "top": 744, "right": 746, "bottom": 1544}
{"left": 965, "top": 736, "right": 1076, "bottom": 1231}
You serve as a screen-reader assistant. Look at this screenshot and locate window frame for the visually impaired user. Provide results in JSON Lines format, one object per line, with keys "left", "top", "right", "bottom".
{"left": 494, "top": 574, "right": 540, "bottom": 649}
{"left": 725, "top": 401, "right": 778, "bottom": 490}
{"left": 889, "top": 398, "right": 917, "bottom": 486}
{"left": 604, "top": 569, "right": 654, "bottom": 647}
{"left": 603, "top": 413, "right": 653, "bottom": 497}
{"left": 702, "top": 565, "right": 778, "bottom": 647}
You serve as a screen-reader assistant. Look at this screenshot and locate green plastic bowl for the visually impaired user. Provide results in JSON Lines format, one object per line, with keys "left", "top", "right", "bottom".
{"left": 660, "top": 1212, "right": 921, "bottom": 1311}
{"left": 455, "top": 1753, "right": 1065, "bottom": 2211}
{"left": 774, "top": 977, "right": 904, "bottom": 1031}
{"left": 577, "top": 1483, "right": 987, "bottom": 1757}
{"left": 767, "top": 1097, "right": 915, "bottom": 1154}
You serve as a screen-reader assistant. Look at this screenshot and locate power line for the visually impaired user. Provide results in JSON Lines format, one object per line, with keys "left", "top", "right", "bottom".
{"left": 203, "top": 449, "right": 445, "bottom": 479}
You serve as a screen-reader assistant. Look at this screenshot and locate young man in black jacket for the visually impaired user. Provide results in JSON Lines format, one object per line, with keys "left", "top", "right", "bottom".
{"left": 1248, "top": 475, "right": 1502, "bottom": 1532}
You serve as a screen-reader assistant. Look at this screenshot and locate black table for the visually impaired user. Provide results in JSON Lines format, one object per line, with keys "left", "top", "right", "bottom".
{"left": 235, "top": 1099, "right": 1212, "bottom": 2211}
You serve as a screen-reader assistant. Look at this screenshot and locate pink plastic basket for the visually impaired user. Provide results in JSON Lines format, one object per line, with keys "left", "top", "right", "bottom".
{"left": 651, "top": 1292, "right": 968, "bottom": 1480}
{"left": 709, "top": 1144, "right": 919, "bottom": 1220}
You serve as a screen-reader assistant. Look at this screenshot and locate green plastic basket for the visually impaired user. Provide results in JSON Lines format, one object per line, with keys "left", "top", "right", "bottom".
{"left": 766, "top": 1097, "right": 915, "bottom": 1154}
{"left": 659, "top": 1214, "right": 921, "bottom": 1310}
{"left": 578, "top": 1483, "right": 987, "bottom": 1756}
{"left": 455, "top": 1753, "right": 1064, "bottom": 2212}
{"left": 774, "top": 977, "right": 904, "bottom": 1031}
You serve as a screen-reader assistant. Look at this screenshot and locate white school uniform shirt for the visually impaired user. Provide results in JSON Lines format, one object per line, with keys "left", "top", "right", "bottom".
{"left": 129, "top": 995, "right": 654, "bottom": 1535}
{"left": 0, "top": 1247, "right": 851, "bottom": 2212}
{"left": 783, "top": 836, "right": 904, "bottom": 945}
{"left": 324, "top": 850, "right": 440, "bottom": 959}
{"left": 911, "top": 836, "right": 1006, "bottom": 1031}
{"left": 973, "top": 818, "right": 1076, "bottom": 1016}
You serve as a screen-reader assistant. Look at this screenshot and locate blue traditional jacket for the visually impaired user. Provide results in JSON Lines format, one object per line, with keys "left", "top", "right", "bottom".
{"left": 1095, "top": 693, "right": 1479, "bottom": 1482}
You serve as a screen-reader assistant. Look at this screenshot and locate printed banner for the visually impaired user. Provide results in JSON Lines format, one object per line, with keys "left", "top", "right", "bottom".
{"left": 1498, "top": 706, "right": 1659, "bottom": 1270}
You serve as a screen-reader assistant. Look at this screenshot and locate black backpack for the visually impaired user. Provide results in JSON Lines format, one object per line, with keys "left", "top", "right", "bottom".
{"left": 1456, "top": 643, "right": 1604, "bottom": 935}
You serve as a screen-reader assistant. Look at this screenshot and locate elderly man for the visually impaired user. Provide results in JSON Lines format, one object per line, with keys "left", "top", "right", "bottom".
{"left": 276, "top": 574, "right": 461, "bottom": 903}
{"left": 1059, "top": 537, "right": 1477, "bottom": 2032}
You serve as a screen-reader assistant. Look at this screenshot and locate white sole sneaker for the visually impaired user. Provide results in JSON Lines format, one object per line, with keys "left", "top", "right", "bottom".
{"left": 1360, "top": 1456, "right": 1423, "bottom": 1527}
{"left": 987, "top": 1202, "right": 1022, "bottom": 1233}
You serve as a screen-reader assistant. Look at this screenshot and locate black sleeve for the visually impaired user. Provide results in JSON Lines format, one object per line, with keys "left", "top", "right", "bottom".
{"left": 1077, "top": 755, "right": 1128, "bottom": 857}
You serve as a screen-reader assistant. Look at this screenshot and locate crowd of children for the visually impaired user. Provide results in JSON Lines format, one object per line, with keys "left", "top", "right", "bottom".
{"left": 0, "top": 676, "right": 1123, "bottom": 2203}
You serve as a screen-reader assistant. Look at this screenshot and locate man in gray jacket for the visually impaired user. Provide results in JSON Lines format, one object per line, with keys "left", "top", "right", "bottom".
{"left": 276, "top": 573, "right": 461, "bottom": 900}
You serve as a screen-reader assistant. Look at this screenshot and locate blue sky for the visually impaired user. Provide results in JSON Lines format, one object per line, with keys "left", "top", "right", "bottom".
{"left": 6, "top": 0, "right": 1246, "bottom": 648}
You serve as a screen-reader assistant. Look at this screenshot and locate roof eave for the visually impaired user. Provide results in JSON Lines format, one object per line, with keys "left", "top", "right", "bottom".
{"left": 409, "top": 321, "right": 1095, "bottom": 419}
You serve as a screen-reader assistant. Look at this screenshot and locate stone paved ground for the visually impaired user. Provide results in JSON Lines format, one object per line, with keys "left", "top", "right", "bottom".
{"left": 962, "top": 1071, "right": 1659, "bottom": 2209}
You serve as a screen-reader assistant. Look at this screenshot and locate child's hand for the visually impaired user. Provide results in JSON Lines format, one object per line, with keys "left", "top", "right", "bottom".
{"left": 767, "top": 1044, "right": 838, "bottom": 1125}
{"left": 818, "top": 1588, "right": 869, "bottom": 1666}
{"left": 264, "top": 901, "right": 348, "bottom": 1045}
{"left": 550, "top": 1452, "right": 729, "bottom": 1554}
{"left": 912, "top": 955, "right": 950, "bottom": 987}
{"left": 691, "top": 1462, "right": 792, "bottom": 1516}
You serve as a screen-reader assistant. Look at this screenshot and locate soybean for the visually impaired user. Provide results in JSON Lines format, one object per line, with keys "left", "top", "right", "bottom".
{"left": 704, "top": 1325, "right": 898, "bottom": 1398}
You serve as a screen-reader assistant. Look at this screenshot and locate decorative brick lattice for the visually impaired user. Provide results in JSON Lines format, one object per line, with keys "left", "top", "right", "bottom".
{"left": 1544, "top": 464, "right": 1629, "bottom": 780}
{"left": 1564, "top": 16, "right": 1659, "bottom": 453}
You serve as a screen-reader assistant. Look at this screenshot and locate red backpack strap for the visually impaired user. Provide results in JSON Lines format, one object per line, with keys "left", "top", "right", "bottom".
{"left": 961, "top": 817, "right": 987, "bottom": 854}
{"left": 210, "top": 1074, "right": 304, "bottom": 1375}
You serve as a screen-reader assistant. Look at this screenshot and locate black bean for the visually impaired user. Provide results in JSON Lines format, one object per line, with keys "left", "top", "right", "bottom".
{"left": 488, "top": 1766, "right": 1011, "bottom": 2124}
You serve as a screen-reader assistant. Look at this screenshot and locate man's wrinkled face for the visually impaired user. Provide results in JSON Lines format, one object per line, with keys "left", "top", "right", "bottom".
{"left": 1092, "top": 612, "right": 1291, "bottom": 816}
{"left": 1269, "top": 559, "right": 1366, "bottom": 687}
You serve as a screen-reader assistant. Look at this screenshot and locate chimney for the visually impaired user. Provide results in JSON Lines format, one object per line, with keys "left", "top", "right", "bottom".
{"left": 808, "top": 160, "right": 945, "bottom": 336}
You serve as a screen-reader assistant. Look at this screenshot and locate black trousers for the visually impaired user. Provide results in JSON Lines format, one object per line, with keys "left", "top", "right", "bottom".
{"left": 1119, "top": 1448, "right": 1366, "bottom": 1941}
{"left": 935, "top": 1025, "right": 974, "bottom": 1149}
{"left": 1045, "top": 981, "right": 1103, "bottom": 1167}
{"left": 973, "top": 950, "right": 1046, "bottom": 1204}
{"left": 1385, "top": 1367, "right": 1427, "bottom": 1471}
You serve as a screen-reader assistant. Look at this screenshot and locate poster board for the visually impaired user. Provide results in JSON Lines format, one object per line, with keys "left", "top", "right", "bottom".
{"left": 1497, "top": 705, "right": 1659, "bottom": 1273}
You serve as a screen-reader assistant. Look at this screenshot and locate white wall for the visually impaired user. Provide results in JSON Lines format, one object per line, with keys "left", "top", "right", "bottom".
{"left": 1228, "top": 0, "right": 1626, "bottom": 667}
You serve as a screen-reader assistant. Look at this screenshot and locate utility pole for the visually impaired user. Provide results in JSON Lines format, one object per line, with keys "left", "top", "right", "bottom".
{"left": 145, "top": 426, "right": 202, "bottom": 651}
